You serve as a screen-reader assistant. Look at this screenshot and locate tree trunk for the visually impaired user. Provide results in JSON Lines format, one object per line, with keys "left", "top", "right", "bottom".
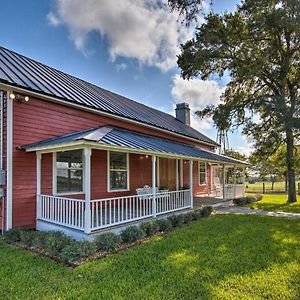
{"left": 284, "top": 171, "right": 288, "bottom": 192}
{"left": 286, "top": 127, "right": 297, "bottom": 202}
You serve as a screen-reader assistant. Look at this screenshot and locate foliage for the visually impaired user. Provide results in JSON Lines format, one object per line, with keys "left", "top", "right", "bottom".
{"left": 168, "top": 0, "right": 209, "bottom": 25}
{"left": 200, "top": 206, "right": 213, "bottom": 217}
{"left": 121, "top": 226, "right": 145, "bottom": 243}
{"left": 155, "top": 218, "right": 173, "bottom": 232}
{"left": 233, "top": 196, "right": 257, "bottom": 206}
{"left": 43, "top": 231, "right": 72, "bottom": 256}
{"left": 183, "top": 211, "right": 195, "bottom": 223}
{"left": 140, "top": 222, "right": 160, "bottom": 236}
{"left": 59, "top": 241, "right": 97, "bottom": 263}
{"left": 32, "top": 231, "right": 48, "bottom": 249}
{"left": 168, "top": 214, "right": 185, "bottom": 227}
{"left": 19, "top": 230, "right": 35, "bottom": 247}
{"left": 247, "top": 194, "right": 300, "bottom": 213}
{"left": 94, "top": 232, "right": 122, "bottom": 252}
{"left": 1, "top": 215, "right": 300, "bottom": 299}
{"left": 3, "top": 228, "right": 22, "bottom": 243}
{"left": 177, "top": 0, "right": 300, "bottom": 203}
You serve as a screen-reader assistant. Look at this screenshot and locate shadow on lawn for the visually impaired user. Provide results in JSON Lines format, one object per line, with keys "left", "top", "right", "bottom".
{"left": 1, "top": 215, "right": 300, "bottom": 299}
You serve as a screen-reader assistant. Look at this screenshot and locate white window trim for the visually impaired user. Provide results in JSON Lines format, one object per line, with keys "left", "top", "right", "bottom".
{"left": 107, "top": 151, "right": 130, "bottom": 192}
{"left": 52, "top": 150, "right": 85, "bottom": 196}
{"left": 198, "top": 161, "right": 207, "bottom": 186}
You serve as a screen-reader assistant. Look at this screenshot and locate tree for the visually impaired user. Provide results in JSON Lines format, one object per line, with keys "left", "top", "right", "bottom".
{"left": 176, "top": 0, "right": 300, "bottom": 202}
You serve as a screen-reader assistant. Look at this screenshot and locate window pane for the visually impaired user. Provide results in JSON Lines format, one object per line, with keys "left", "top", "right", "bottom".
{"left": 200, "top": 173, "right": 206, "bottom": 184}
{"left": 57, "top": 169, "right": 83, "bottom": 193}
{"left": 56, "top": 150, "right": 83, "bottom": 193}
{"left": 110, "top": 152, "right": 127, "bottom": 170}
{"left": 110, "top": 171, "right": 127, "bottom": 190}
{"left": 57, "top": 150, "right": 83, "bottom": 169}
{"left": 199, "top": 162, "right": 206, "bottom": 184}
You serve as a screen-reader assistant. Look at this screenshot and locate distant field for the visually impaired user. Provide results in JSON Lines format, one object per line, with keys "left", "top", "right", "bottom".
{"left": 246, "top": 181, "right": 288, "bottom": 193}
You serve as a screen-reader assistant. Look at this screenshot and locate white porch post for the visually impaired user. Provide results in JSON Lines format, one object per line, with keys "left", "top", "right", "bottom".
{"left": 84, "top": 148, "right": 92, "bottom": 234}
{"left": 176, "top": 159, "right": 179, "bottom": 191}
{"left": 179, "top": 159, "right": 183, "bottom": 188}
{"left": 36, "top": 153, "right": 42, "bottom": 222}
{"left": 152, "top": 155, "right": 157, "bottom": 217}
{"left": 222, "top": 165, "right": 226, "bottom": 201}
{"left": 6, "top": 91, "right": 13, "bottom": 230}
{"left": 242, "top": 167, "right": 246, "bottom": 196}
{"left": 233, "top": 166, "right": 237, "bottom": 199}
{"left": 189, "top": 160, "right": 193, "bottom": 208}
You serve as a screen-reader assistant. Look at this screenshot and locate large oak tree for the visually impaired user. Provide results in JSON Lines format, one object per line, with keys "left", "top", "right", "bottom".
{"left": 175, "top": 0, "right": 300, "bottom": 202}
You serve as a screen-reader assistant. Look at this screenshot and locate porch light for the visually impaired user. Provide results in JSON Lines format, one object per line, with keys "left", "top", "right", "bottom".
{"left": 145, "top": 155, "right": 149, "bottom": 159}
{"left": 9, "top": 93, "right": 15, "bottom": 100}
{"left": 24, "top": 96, "right": 29, "bottom": 102}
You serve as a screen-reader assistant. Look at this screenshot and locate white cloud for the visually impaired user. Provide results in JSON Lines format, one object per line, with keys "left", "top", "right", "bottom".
{"left": 116, "top": 63, "right": 128, "bottom": 72}
{"left": 171, "top": 75, "right": 224, "bottom": 131}
{"left": 47, "top": 11, "right": 61, "bottom": 27}
{"left": 236, "top": 136, "right": 254, "bottom": 156}
{"left": 47, "top": 0, "right": 201, "bottom": 71}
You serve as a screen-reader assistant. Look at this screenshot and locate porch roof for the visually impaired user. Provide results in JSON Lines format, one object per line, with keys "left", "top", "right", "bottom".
{"left": 19, "top": 126, "right": 248, "bottom": 166}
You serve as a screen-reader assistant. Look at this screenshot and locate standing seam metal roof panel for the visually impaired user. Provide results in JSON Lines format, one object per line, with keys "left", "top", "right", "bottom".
{"left": 0, "top": 46, "right": 218, "bottom": 146}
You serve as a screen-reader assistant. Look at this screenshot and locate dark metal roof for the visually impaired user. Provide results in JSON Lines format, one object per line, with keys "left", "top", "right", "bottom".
{"left": 0, "top": 46, "right": 218, "bottom": 146}
{"left": 19, "top": 126, "right": 247, "bottom": 165}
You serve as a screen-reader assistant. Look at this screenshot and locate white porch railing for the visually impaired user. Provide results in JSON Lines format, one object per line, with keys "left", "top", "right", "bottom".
{"left": 38, "top": 195, "right": 85, "bottom": 230}
{"left": 37, "top": 189, "right": 191, "bottom": 232}
{"left": 225, "top": 184, "right": 245, "bottom": 199}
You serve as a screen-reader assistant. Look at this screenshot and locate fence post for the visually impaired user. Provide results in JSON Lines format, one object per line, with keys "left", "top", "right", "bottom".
{"left": 298, "top": 182, "right": 300, "bottom": 195}
{"left": 263, "top": 182, "right": 265, "bottom": 194}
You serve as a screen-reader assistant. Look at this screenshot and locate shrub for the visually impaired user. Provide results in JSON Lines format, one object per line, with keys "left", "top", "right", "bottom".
{"left": 233, "top": 196, "right": 256, "bottom": 206}
{"left": 255, "top": 194, "right": 263, "bottom": 201}
{"left": 140, "top": 222, "right": 160, "bottom": 236}
{"left": 168, "top": 214, "right": 184, "bottom": 227}
{"left": 183, "top": 212, "right": 194, "bottom": 224}
{"left": 190, "top": 210, "right": 202, "bottom": 221}
{"left": 32, "top": 231, "right": 48, "bottom": 249}
{"left": 3, "top": 228, "right": 22, "bottom": 243}
{"left": 155, "top": 219, "right": 172, "bottom": 232}
{"left": 44, "top": 231, "right": 72, "bottom": 256}
{"left": 121, "top": 226, "right": 145, "bottom": 243}
{"left": 200, "top": 206, "right": 213, "bottom": 217}
{"left": 59, "top": 240, "right": 97, "bottom": 263}
{"left": 94, "top": 232, "right": 122, "bottom": 252}
{"left": 20, "top": 230, "right": 35, "bottom": 247}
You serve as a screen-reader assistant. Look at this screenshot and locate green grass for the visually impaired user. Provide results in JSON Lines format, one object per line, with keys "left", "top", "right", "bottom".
{"left": 1, "top": 215, "right": 300, "bottom": 299}
{"left": 246, "top": 181, "right": 287, "bottom": 193}
{"left": 247, "top": 194, "right": 300, "bottom": 213}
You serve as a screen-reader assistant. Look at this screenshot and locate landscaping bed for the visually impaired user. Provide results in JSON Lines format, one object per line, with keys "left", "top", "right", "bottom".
{"left": 3, "top": 206, "right": 213, "bottom": 266}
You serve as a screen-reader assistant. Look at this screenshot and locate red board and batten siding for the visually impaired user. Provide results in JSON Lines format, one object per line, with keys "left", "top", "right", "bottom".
{"left": 12, "top": 97, "right": 213, "bottom": 228}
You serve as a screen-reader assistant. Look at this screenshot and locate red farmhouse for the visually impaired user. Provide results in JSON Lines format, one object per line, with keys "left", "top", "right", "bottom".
{"left": 0, "top": 47, "right": 247, "bottom": 239}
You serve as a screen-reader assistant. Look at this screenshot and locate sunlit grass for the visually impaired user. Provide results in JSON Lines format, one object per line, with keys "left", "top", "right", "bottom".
{"left": 1, "top": 215, "right": 300, "bottom": 299}
{"left": 247, "top": 194, "right": 300, "bottom": 213}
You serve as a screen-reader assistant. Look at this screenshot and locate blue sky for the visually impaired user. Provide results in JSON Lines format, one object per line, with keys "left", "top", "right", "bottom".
{"left": 0, "top": 0, "right": 251, "bottom": 154}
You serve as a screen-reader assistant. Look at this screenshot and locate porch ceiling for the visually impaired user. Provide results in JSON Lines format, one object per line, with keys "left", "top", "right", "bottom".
{"left": 18, "top": 126, "right": 248, "bottom": 166}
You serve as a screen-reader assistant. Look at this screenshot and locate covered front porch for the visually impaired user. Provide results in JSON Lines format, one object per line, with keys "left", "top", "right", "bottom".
{"left": 21, "top": 126, "right": 247, "bottom": 239}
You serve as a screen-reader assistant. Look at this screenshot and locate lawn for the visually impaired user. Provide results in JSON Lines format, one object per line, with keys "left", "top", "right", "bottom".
{"left": 247, "top": 194, "right": 300, "bottom": 213}
{"left": 1, "top": 215, "right": 300, "bottom": 299}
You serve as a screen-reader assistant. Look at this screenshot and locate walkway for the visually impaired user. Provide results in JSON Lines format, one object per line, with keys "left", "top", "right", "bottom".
{"left": 213, "top": 201, "right": 300, "bottom": 219}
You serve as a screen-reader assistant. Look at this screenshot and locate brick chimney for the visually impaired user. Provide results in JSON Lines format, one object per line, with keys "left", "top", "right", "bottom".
{"left": 175, "top": 102, "right": 190, "bottom": 126}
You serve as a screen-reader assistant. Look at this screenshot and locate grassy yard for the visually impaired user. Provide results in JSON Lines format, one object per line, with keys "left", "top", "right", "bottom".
{"left": 1, "top": 215, "right": 300, "bottom": 299}
{"left": 247, "top": 194, "right": 300, "bottom": 213}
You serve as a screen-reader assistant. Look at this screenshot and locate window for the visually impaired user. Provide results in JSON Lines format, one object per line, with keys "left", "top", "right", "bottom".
{"left": 199, "top": 162, "right": 206, "bottom": 185}
{"left": 109, "top": 151, "right": 128, "bottom": 191}
{"left": 56, "top": 150, "right": 83, "bottom": 194}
